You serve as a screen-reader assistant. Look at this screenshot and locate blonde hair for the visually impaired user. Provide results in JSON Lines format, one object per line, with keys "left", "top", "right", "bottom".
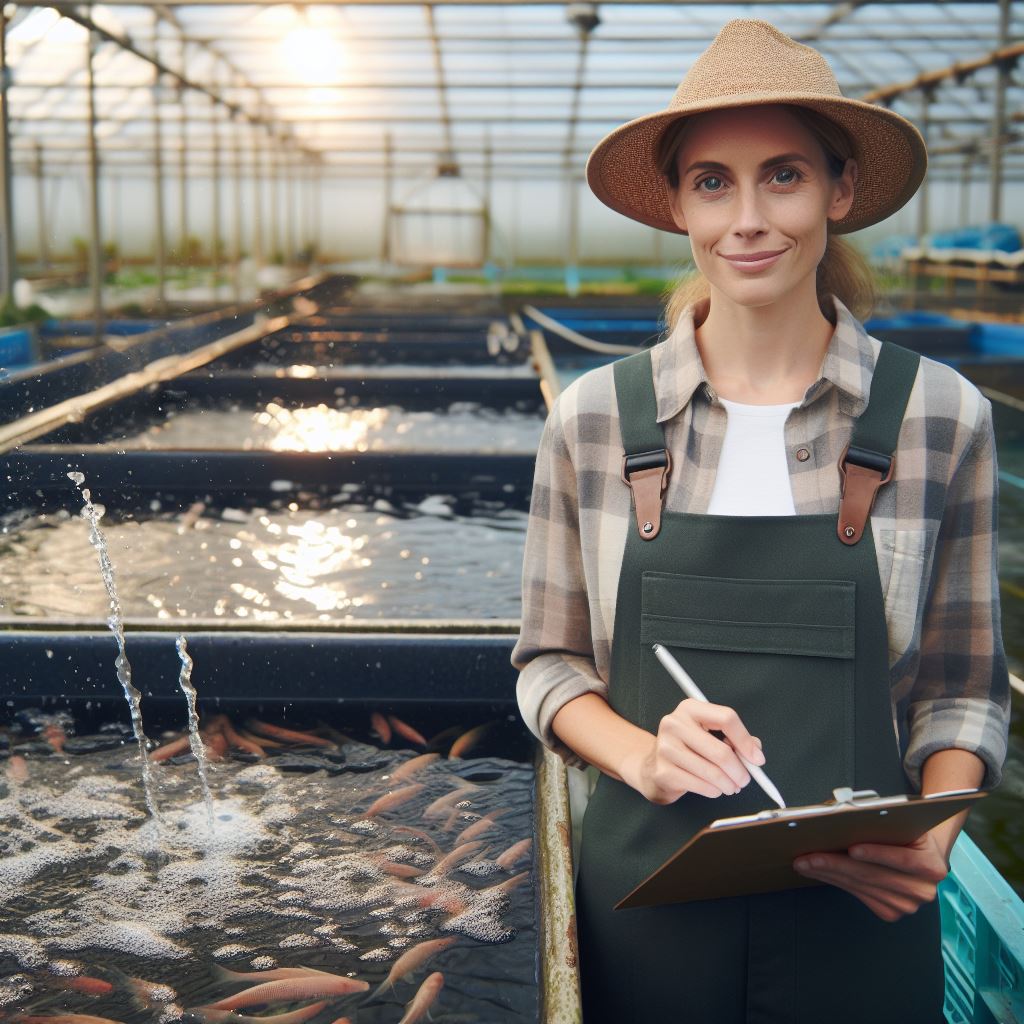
{"left": 654, "top": 104, "right": 876, "bottom": 331}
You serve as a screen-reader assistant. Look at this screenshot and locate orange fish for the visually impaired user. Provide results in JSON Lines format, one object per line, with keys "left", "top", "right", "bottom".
{"left": 370, "top": 712, "right": 392, "bottom": 744}
{"left": 494, "top": 870, "right": 529, "bottom": 894}
{"left": 391, "top": 753, "right": 440, "bottom": 782}
{"left": 422, "top": 786, "right": 477, "bottom": 821}
{"left": 364, "top": 783, "right": 424, "bottom": 819}
{"left": 18, "top": 1017, "right": 126, "bottom": 1024}
{"left": 214, "top": 965, "right": 341, "bottom": 984}
{"left": 222, "top": 720, "right": 265, "bottom": 757}
{"left": 244, "top": 719, "right": 335, "bottom": 748}
{"left": 448, "top": 722, "right": 495, "bottom": 759}
{"left": 42, "top": 723, "right": 67, "bottom": 755}
{"left": 6, "top": 754, "right": 28, "bottom": 783}
{"left": 455, "top": 807, "right": 509, "bottom": 845}
{"left": 196, "top": 1002, "right": 328, "bottom": 1024}
{"left": 150, "top": 735, "right": 191, "bottom": 762}
{"left": 372, "top": 937, "right": 457, "bottom": 998}
{"left": 496, "top": 838, "right": 533, "bottom": 870}
{"left": 390, "top": 824, "right": 442, "bottom": 858}
{"left": 388, "top": 715, "right": 427, "bottom": 747}
{"left": 426, "top": 840, "right": 486, "bottom": 877}
{"left": 206, "top": 975, "right": 368, "bottom": 1011}
{"left": 399, "top": 972, "right": 444, "bottom": 1024}
{"left": 47, "top": 977, "right": 114, "bottom": 996}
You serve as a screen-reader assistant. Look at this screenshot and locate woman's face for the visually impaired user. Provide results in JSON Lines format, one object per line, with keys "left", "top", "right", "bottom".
{"left": 666, "top": 104, "right": 857, "bottom": 312}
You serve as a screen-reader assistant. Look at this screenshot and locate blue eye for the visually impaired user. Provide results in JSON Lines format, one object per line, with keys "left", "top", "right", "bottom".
{"left": 696, "top": 175, "right": 723, "bottom": 193}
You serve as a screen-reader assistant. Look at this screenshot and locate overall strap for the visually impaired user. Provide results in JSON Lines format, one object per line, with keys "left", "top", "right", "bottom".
{"left": 613, "top": 349, "right": 671, "bottom": 541}
{"left": 837, "top": 340, "right": 921, "bottom": 546}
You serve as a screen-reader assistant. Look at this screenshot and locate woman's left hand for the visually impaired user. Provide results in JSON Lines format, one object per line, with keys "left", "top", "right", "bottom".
{"left": 792, "top": 829, "right": 950, "bottom": 921}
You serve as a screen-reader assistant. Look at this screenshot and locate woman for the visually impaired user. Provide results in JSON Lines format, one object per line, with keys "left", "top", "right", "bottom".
{"left": 512, "top": 18, "right": 1010, "bottom": 1024}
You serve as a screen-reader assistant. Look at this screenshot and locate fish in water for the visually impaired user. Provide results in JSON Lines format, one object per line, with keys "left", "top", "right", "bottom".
{"left": 448, "top": 722, "right": 495, "bottom": 759}
{"left": 387, "top": 715, "right": 427, "bottom": 748}
{"left": 205, "top": 975, "right": 369, "bottom": 1011}
{"left": 493, "top": 870, "right": 530, "bottom": 894}
{"left": 45, "top": 975, "right": 115, "bottom": 996}
{"left": 495, "top": 838, "right": 533, "bottom": 870}
{"left": 390, "top": 824, "right": 442, "bottom": 858}
{"left": 422, "top": 785, "right": 478, "bottom": 821}
{"left": 399, "top": 972, "right": 444, "bottom": 1024}
{"left": 108, "top": 971, "right": 176, "bottom": 1010}
{"left": 455, "top": 807, "right": 509, "bottom": 845}
{"left": 18, "top": 1017, "right": 127, "bottom": 1024}
{"left": 150, "top": 735, "right": 192, "bottom": 763}
{"left": 364, "top": 783, "right": 425, "bottom": 819}
{"left": 391, "top": 752, "right": 440, "bottom": 782}
{"left": 214, "top": 965, "right": 347, "bottom": 984}
{"left": 424, "top": 840, "right": 486, "bottom": 878}
{"left": 6, "top": 754, "right": 29, "bottom": 783}
{"left": 370, "top": 712, "right": 392, "bottom": 745}
{"left": 196, "top": 1002, "right": 329, "bottom": 1024}
{"left": 244, "top": 719, "right": 335, "bottom": 748}
{"left": 370, "top": 937, "right": 457, "bottom": 999}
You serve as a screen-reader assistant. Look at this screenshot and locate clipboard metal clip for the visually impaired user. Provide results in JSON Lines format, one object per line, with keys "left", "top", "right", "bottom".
{"left": 829, "top": 787, "right": 881, "bottom": 806}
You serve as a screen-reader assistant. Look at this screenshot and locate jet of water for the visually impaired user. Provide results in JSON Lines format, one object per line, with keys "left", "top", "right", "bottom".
{"left": 176, "top": 635, "right": 216, "bottom": 831}
{"left": 67, "top": 471, "right": 161, "bottom": 820}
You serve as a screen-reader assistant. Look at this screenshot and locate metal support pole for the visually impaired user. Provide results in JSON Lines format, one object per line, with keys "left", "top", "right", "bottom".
{"left": 989, "top": 0, "right": 1010, "bottom": 222}
{"left": 482, "top": 129, "right": 492, "bottom": 266}
{"left": 210, "top": 78, "right": 222, "bottom": 291}
{"left": 285, "top": 146, "right": 296, "bottom": 268}
{"left": 152, "top": 42, "right": 167, "bottom": 316}
{"left": 382, "top": 132, "right": 393, "bottom": 266}
{"left": 314, "top": 157, "right": 322, "bottom": 263}
{"left": 85, "top": 27, "right": 105, "bottom": 344}
{"left": 231, "top": 113, "right": 243, "bottom": 303}
{"left": 915, "top": 88, "right": 931, "bottom": 242}
{"left": 269, "top": 130, "right": 280, "bottom": 266}
{"left": 0, "top": 9, "right": 17, "bottom": 309}
{"left": 251, "top": 118, "right": 263, "bottom": 271}
{"left": 34, "top": 143, "right": 48, "bottom": 270}
{"left": 178, "top": 37, "right": 189, "bottom": 266}
{"left": 959, "top": 154, "right": 973, "bottom": 227}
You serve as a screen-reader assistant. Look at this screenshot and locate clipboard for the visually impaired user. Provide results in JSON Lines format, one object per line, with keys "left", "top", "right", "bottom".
{"left": 615, "top": 786, "right": 987, "bottom": 910}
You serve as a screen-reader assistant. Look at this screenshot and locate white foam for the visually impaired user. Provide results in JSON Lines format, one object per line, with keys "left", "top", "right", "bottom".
{"left": 250, "top": 956, "right": 277, "bottom": 969}
{"left": 51, "top": 921, "right": 190, "bottom": 960}
{"left": 214, "top": 944, "right": 251, "bottom": 959}
{"left": 279, "top": 933, "right": 320, "bottom": 948}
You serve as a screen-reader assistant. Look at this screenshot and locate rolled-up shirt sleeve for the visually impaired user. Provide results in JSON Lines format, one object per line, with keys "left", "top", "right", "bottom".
{"left": 511, "top": 389, "right": 608, "bottom": 769}
{"left": 904, "top": 394, "right": 1011, "bottom": 791}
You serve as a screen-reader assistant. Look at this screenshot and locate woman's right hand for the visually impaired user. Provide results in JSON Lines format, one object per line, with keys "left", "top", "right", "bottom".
{"left": 623, "top": 698, "right": 766, "bottom": 804}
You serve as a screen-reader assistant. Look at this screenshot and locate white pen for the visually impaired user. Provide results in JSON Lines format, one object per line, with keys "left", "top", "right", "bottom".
{"left": 652, "top": 643, "right": 787, "bottom": 809}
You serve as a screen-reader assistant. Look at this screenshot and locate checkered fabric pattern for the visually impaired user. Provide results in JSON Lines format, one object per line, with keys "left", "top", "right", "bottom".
{"left": 512, "top": 293, "right": 1010, "bottom": 790}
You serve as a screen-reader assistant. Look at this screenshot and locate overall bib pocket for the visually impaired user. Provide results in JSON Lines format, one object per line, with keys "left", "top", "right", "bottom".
{"left": 639, "top": 572, "right": 858, "bottom": 809}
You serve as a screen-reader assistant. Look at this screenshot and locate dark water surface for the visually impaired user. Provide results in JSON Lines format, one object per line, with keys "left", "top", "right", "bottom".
{"left": 0, "top": 708, "right": 537, "bottom": 1021}
{"left": 0, "top": 496, "right": 527, "bottom": 623}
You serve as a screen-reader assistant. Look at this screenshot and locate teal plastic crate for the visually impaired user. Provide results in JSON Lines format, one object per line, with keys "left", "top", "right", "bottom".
{"left": 941, "top": 832, "right": 1024, "bottom": 1023}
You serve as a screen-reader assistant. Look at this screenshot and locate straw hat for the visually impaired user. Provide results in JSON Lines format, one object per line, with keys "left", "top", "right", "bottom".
{"left": 585, "top": 18, "right": 927, "bottom": 235}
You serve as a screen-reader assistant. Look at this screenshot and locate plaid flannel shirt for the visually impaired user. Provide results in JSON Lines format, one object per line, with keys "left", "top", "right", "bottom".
{"left": 512, "top": 293, "right": 1010, "bottom": 790}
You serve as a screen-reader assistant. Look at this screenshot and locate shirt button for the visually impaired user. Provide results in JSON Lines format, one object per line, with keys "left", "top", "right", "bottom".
{"left": 795, "top": 448, "right": 811, "bottom": 462}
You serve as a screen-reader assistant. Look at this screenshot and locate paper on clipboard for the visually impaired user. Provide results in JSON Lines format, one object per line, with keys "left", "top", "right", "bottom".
{"left": 614, "top": 787, "right": 986, "bottom": 910}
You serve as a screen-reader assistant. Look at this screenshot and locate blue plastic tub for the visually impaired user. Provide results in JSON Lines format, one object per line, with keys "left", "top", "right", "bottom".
{"left": 941, "top": 832, "right": 1024, "bottom": 1023}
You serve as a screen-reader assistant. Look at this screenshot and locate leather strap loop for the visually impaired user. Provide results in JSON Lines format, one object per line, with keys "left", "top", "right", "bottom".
{"left": 836, "top": 443, "right": 894, "bottom": 545}
{"left": 621, "top": 451, "right": 672, "bottom": 541}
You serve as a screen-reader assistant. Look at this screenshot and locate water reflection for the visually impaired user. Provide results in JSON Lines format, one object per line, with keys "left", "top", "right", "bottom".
{"left": 0, "top": 497, "right": 526, "bottom": 622}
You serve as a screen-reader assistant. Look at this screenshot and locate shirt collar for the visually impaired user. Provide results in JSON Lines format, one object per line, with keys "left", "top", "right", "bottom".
{"left": 652, "top": 293, "right": 874, "bottom": 424}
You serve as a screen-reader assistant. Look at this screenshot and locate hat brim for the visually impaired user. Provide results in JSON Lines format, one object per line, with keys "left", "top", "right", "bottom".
{"left": 585, "top": 94, "right": 928, "bottom": 235}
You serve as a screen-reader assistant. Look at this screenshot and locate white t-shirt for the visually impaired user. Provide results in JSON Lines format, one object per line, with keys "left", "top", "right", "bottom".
{"left": 706, "top": 397, "right": 800, "bottom": 516}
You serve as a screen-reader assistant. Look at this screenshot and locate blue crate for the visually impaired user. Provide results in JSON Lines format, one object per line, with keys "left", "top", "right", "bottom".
{"left": 941, "top": 832, "right": 1024, "bottom": 1023}
{"left": 0, "top": 327, "right": 33, "bottom": 368}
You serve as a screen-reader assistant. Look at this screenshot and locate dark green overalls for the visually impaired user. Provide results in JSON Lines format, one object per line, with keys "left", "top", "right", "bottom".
{"left": 576, "top": 341, "right": 944, "bottom": 1023}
